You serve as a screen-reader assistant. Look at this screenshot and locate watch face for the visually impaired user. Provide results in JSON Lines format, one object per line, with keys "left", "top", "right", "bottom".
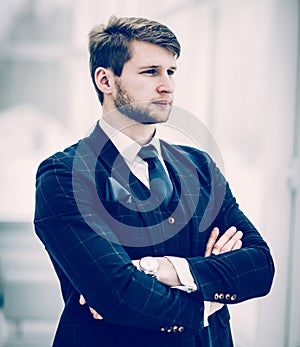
{"left": 140, "top": 256, "right": 159, "bottom": 273}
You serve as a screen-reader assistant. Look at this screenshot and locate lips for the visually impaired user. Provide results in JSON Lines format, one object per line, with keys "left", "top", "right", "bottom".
{"left": 152, "top": 100, "right": 172, "bottom": 106}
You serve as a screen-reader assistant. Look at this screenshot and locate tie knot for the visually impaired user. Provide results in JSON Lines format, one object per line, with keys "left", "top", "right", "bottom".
{"left": 138, "top": 145, "right": 158, "bottom": 162}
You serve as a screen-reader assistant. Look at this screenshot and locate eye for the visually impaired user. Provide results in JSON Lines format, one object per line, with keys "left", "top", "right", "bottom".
{"left": 167, "top": 69, "right": 176, "bottom": 76}
{"left": 141, "top": 69, "right": 158, "bottom": 75}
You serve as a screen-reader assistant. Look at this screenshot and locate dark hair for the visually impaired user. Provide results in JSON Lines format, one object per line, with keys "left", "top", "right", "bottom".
{"left": 88, "top": 15, "right": 181, "bottom": 104}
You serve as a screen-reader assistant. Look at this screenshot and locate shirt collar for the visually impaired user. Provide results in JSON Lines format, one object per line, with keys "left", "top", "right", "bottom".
{"left": 99, "top": 118, "right": 162, "bottom": 164}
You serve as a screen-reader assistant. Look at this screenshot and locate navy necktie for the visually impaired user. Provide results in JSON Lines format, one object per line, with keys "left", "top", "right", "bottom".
{"left": 138, "top": 145, "right": 173, "bottom": 207}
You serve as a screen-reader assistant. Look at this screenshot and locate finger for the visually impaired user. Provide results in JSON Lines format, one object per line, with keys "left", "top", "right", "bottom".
{"left": 79, "top": 295, "right": 86, "bottom": 305}
{"left": 204, "top": 227, "right": 219, "bottom": 257}
{"left": 93, "top": 313, "right": 103, "bottom": 320}
{"left": 232, "top": 239, "right": 242, "bottom": 251}
{"left": 91, "top": 311, "right": 102, "bottom": 319}
{"left": 89, "top": 307, "right": 103, "bottom": 320}
{"left": 212, "top": 226, "right": 237, "bottom": 254}
{"left": 219, "top": 231, "right": 243, "bottom": 253}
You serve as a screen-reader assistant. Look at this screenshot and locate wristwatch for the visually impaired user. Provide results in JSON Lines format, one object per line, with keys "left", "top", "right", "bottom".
{"left": 139, "top": 256, "right": 160, "bottom": 278}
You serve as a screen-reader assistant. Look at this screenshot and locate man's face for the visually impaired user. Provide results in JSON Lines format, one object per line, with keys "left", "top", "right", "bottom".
{"left": 113, "top": 41, "right": 177, "bottom": 124}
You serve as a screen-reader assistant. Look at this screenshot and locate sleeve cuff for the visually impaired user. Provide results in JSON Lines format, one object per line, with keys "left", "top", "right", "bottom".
{"left": 164, "top": 256, "right": 197, "bottom": 293}
{"left": 164, "top": 257, "right": 222, "bottom": 328}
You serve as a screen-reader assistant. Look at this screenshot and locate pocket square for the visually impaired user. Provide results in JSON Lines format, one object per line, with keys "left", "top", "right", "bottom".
{"left": 107, "top": 177, "right": 132, "bottom": 204}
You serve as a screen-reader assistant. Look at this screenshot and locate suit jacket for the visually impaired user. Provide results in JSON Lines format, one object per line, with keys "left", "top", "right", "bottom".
{"left": 34, "top": 124, "right": 274, "bottom": 347}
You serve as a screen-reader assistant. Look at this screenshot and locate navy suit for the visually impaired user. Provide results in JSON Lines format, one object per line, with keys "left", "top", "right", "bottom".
{"left": 34, "top": 124, "right": 274, "bottom": 346}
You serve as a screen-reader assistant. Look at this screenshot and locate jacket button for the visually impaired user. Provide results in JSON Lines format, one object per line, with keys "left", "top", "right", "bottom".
{"left": 167, "top": 327, "right": 172, "bottom": 333}
{"left": 173, "top": 326, "right": 178, "bottom": 332}
{"left": 160, "top": 327, "right": 166, "bottom": 332}
{"left": 219, "top": 293, "right": 224, "bottom": 299}
{"left": 168, "top": 217, "right": 175, "bottom": 224}
{"left": 178, "top": 326, "right": 184, "bottom": 333}
{"left": 225, "top": 294, "right": 231, "bottom": 300}
{"left": 214, "top": 293, "right": 219, "bottom": 300}
{"left": 231, "top": 294, "right": 237, "bottom": 301}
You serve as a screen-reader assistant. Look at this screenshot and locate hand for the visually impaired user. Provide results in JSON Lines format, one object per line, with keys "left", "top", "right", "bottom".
{"left": 204, "top": 226, "right": 243, "bottom": 257}
{"left": 79, "top": 295, "right": 103, "bottom": 320}
{"left": 204, "top": 226, "right": 243, "bottom": 317}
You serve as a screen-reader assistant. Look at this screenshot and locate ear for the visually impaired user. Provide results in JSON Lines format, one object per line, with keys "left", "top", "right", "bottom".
{"left": 94, "top": 67, "right": 114, "bottom": 95}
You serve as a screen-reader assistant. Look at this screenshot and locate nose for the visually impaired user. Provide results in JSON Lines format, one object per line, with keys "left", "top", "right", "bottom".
{"left": 157, "top": 73, "right": 174, "bottom": 94}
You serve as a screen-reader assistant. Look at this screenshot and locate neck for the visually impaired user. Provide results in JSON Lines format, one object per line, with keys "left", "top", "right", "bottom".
{"left": 102, "top": 106, "right": 156, "bottom": 146}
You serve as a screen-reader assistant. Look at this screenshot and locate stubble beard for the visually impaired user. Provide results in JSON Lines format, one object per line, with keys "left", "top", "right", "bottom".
{"left": 113, "top": 81, "right": 172, "bottom": 125}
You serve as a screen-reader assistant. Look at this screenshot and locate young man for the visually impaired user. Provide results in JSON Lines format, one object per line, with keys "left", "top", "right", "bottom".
{"left": 34, "top": 16, "right": 274, "bottom": 347}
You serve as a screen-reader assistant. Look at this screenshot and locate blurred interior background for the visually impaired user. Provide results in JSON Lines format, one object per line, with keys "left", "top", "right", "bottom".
{"left": 0, "top": 0, "right": 299, "bottom": 346}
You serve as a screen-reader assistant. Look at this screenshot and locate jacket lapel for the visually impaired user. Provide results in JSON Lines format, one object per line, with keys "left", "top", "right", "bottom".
{"left": 86, "top": 124, "right": 165, "bottom": 247}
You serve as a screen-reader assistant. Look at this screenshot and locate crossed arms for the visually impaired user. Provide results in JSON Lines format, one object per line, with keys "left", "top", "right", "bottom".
{"left": 81, "top": 226, "right": 243, "bottom": 320}
{"left": 34, "top": 152, "right": 274, "bottom": 335}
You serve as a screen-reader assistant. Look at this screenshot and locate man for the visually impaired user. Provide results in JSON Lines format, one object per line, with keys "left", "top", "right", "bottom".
{"left": 34, "top": 16, "right": 274, "bottom": 347}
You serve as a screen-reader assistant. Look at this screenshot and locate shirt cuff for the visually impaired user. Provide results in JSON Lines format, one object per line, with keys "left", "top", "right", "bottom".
{"left": 164, "top": 256, "right": 197, "bottom": 293}
{"left": 203, "top": 301, "right": 225, "bottom": 327}
{"left": 203, "top": 301, "right": 211, "bottom": 327}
